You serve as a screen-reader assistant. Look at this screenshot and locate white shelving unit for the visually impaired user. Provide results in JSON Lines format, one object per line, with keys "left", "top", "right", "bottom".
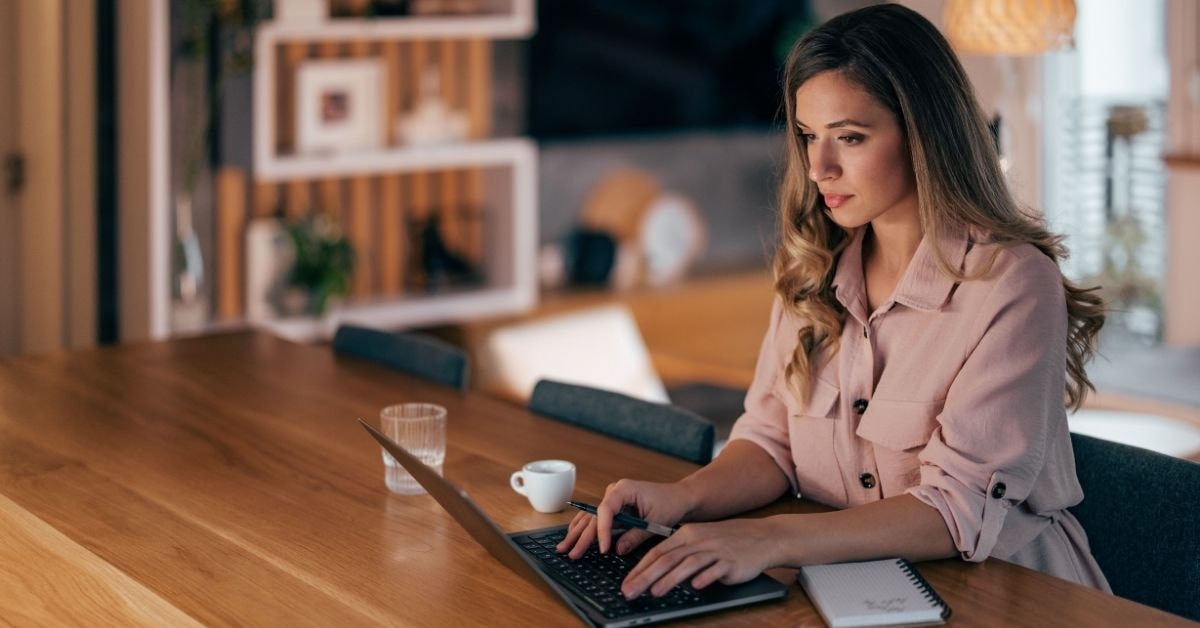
{"left": 248, "top": 2, "right": 538, "bottom": 342}
{"left": 256, "top": 1, "right": 534, "bottom": 42}
{"left": 254, "top": 137, "right": 535, "bottom": 181}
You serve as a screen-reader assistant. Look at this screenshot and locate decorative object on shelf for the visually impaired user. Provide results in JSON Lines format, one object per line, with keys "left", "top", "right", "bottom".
{"left": 395, "top": 66, "right": 469, "bottom": 146}
{"left": 563, "top": 229, "right": 617, "bottom": 286}
{"left": 171, "top": 193, "right": 209, "bottom": 332}
{"left": 412, "top": 211, "right": 482, "bottom": 292}
{"left": 579, "top": 169, "right": 708, "bottom": 289}
{"left": 244, "top": 217, "right": 292, "bottom": 322}
{"left": 275, "top": 0, "right": 329, "bottom": 22}
{"left": 944, "top": 0, "right": 1076, "bottom": 56}
{"left": 285, "top": 213, "right": 356, "bottom": 316}
{"left": 295, "top": 57, "right": 384, "bottom": 155}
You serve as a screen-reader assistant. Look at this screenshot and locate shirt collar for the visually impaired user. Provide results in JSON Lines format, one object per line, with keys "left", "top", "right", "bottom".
{"left": 893, "top": 224, "right": 971, "bottom": 311}
{"left": 832, "top": 224, "right": 971, "bottom": 313}
{"left": 832, "top": 227, "right": 867, "bottom": 314}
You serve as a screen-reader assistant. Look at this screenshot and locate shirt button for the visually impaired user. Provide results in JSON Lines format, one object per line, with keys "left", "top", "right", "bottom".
{"left": 859, "top": 472, "right": 876, "bottom": 489}
{"left": 991, "top": 482, "right": 1007, "bottom": 499}
{"left": 853, "top": 399, "right": 869, "bottom": 414}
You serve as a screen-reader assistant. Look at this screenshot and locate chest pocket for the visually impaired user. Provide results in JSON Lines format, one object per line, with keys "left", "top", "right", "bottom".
{"left": 772, "top": 374, "right": 839, "bottom": 419}
{"left": 778, "top": 375, "right": 847, "bottom": 506}
{"left": 856, "top": 398, "right": 942, "bottom": 497}
{"left": 802, "top": 377, "right": 840, "bottom": 419}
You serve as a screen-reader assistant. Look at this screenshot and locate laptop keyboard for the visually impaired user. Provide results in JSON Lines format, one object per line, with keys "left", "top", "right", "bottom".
{"left": 514, "top": 529, "right": 705, "bottom": 619}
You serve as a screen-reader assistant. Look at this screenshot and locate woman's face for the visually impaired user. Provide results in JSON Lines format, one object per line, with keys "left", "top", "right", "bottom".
{"left": 794, "top": 70, "right": 918, "bottom": 230}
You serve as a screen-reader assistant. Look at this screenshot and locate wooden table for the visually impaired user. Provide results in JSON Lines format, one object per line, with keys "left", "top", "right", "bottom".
{"left": 0, "top": 332, "right": 1189, "bottom": 626}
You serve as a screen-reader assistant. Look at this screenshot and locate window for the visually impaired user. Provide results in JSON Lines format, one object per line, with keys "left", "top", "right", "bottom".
{"left": 1042, "top": 0, "right": 1168, "bottom": 344}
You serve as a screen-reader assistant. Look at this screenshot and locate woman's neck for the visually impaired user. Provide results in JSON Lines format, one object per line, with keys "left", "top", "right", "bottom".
{"left": 864, "top": 213, "right": 923, "bottom": 276}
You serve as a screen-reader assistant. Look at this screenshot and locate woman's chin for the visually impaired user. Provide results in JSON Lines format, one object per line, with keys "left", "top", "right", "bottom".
{"left": 825, "top": 209, "right": 868, "bottom": 230}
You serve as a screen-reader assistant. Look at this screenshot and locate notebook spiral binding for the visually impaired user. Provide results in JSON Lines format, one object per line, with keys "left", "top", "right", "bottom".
{"left": 896, "top": 558, "right": 952, "bottom": 620}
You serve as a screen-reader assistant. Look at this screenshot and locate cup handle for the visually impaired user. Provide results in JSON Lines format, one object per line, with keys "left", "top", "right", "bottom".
{"left": 510, "top": 471, "right": 526, "bottom": 496}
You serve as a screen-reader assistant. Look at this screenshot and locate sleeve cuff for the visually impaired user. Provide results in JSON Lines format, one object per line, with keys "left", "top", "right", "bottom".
{"left": 907, "top": 467, "right": 1014, "bottom": 562}
{"left": 727, "top": 422, "right": 799, "bottom": 496}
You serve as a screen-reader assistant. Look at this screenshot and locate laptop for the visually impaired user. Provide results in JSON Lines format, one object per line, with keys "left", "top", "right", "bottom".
{"left": 359, "top": 419, "right": 788, "bottom": 627}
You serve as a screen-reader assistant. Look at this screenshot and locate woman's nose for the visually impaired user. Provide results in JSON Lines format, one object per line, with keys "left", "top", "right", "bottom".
{"left": 808, "top": 144, "right": 840, "bottom": 182}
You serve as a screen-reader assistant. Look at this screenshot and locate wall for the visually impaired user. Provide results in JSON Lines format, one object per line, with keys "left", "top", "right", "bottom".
{"left": 1164, "top": 0, "right": 1200, "bottom": 345}
{"left": 118, "top": 0, "right": 171, "bottom": 342}
{"left": 537, "top": 130, "right": 782, "bottom": 275}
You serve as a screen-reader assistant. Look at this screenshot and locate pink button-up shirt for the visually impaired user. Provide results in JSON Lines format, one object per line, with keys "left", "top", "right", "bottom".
{"left": 729, "top": 226, "right": 1110, "bottom": 591}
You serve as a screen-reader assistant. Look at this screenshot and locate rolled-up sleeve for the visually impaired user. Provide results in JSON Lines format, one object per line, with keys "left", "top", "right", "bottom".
{"left": 728, "top": 298, "right": 800, "bottom": 493}
{"left": 906, "top": 253, "right": 1067, "bottom": 562}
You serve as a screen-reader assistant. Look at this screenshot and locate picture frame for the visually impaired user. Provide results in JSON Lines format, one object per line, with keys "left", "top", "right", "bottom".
{"left": 275, "top": 0, "right": 329, "bottom": 22}
{"left": 295, "top": 58, "right": 384, "bottom": 155}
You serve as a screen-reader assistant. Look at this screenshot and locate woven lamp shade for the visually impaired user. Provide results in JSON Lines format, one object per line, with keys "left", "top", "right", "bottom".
{"left": 945, "top": 0, "right": 1076, "bottom": 55}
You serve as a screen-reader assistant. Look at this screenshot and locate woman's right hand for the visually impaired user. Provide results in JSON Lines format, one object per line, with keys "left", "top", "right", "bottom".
{"left": 556, "top": 479, "right": 694, "bottom": 559}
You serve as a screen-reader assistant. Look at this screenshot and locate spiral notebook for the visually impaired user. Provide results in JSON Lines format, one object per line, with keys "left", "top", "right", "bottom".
{"left": 797, "top": 558, "right": 951, "bottom": 628}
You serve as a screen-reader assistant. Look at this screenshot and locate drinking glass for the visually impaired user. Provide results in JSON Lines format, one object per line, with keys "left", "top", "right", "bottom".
{"left": 380, "top": 403, "right": 447, "bottom": 495}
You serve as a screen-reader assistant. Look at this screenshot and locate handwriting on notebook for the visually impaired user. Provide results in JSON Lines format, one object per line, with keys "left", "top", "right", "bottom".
{"left": 863, "top": 598, "right": 908, "bottom": 613}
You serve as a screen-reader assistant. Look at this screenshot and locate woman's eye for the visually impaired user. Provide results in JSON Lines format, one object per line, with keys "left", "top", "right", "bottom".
{"left": 797, "top": 132, "right": 817, "bottom": 142}
{"left": 840, "top": 135, "right": 863, "bottom": 145}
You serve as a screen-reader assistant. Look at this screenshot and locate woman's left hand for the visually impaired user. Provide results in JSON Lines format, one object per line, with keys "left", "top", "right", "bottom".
{"left": 621, "top": 517, "right": 783, "bottom": 599}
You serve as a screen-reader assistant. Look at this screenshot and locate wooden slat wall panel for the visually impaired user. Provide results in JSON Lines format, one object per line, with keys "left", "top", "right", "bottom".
{"left": 278, "top": 43, "right": 307, "bottom": 154}
{"left": 466, "top": 39, "right": 491, "bottom": 139}
{"left": 285, "top": 180, "right": 311, "bottom": 220}
{"left": 347, "top": 39, "right": 375, "bottom": 299}
{"left": 465, "top": 169, "right": 485, "bottom": 265}
{"left": 407, "top": 40, "right": 431, "bottom": 290}
{"left": 381, "top": 41, "right": 405, "bottom": 296}
{"left": 409, "top": 170, "right": 432, "bottom": 291}
{"left": 216, "top": 168, "right": 246, "bottom": 321}
{"left": 253, "top": 182, "right": 278, "bottom": 218}
{"left": 438, "top": 169, "right": 462, "bottom": 260}
{"left": 384, "top": 42, "right": 401, "bottom": 146}
{"left": 465, "top": 39, "right": 491, "bottom": 265}
{"left": 380, "top": 175, "right": 404, "bottom": 296}
{"left": 437, "top": 41, "right": 463, "bottom": 260}
{"left": 349, "top": 174, "right": 374, "bottom": 299}
{"left": 440, "top": 40, "right": 459, "bottom": 109}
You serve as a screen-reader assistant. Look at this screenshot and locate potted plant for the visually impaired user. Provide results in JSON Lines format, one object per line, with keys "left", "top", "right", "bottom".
{"left": 284, "top": 214, "right": 355, "bottom": 316}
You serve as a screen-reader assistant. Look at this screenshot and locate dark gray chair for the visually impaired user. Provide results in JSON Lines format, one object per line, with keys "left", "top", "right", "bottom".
{"left": 529, "top": 379, "right": 716, "bottom": 465}
{"left": 666, "top": 382, "right": 747, "bottom": 446}
{"left": 1068, "top": 432, "right": 1200, "bottom": 621}
{"left": 332, "top": 324, "right": 468, "bottom": 390}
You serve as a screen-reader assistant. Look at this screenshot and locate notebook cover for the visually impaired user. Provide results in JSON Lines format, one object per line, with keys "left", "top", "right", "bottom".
{"left": 797, "top": 558, "right": 950, "bottom": 628}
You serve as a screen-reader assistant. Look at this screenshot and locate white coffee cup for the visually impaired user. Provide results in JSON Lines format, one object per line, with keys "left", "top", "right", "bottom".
{"left": 510, "top": 460, "right": 576, "bottom": 513}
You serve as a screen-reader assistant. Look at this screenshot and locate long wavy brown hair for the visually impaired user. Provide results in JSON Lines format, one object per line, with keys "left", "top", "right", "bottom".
{"left": 775, "top": 3, "right": 1105, "bottom": 410}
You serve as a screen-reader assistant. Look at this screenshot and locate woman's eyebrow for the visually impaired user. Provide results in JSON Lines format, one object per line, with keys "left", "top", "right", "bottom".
{"left": 795, "top": 119, "right": 873, "bottom": 129}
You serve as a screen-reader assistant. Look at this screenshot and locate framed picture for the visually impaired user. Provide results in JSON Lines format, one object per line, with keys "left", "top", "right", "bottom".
{"left": 295, "top": 58, "right": 384, "bottom": 155}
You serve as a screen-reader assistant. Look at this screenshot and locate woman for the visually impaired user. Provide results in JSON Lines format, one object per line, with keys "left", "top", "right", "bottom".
{"left": 558, "top": 3, "right": 1110, "bottom": 600}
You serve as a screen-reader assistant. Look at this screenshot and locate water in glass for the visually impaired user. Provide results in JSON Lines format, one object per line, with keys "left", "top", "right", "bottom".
{"left": 380, "top": 403, "right": 447, "bottom": 495}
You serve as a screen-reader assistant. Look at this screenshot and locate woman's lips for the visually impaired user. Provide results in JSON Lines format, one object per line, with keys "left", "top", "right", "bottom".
{"left": 823, "top": 194, "right": 853, "bottom": 209}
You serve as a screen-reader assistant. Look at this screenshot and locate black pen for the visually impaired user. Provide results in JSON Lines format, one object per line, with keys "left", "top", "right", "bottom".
{"left": 566, "top": 500, "right": 677, "bottom": 538}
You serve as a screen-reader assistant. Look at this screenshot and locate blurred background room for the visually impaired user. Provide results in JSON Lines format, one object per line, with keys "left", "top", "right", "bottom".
{"left": 2, "top": 0, "right": 1198, "bottom": 458}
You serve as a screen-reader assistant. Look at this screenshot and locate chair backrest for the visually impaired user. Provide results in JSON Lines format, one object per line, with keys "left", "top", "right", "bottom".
{"left": 1068, "top": 432, "right": 1200, "bottom": 621}
{"left": 332, "top": 324, "right": 468, "bottom": 390}
{"left": 529, "top": 379, "right": 715, "bottom": 465}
